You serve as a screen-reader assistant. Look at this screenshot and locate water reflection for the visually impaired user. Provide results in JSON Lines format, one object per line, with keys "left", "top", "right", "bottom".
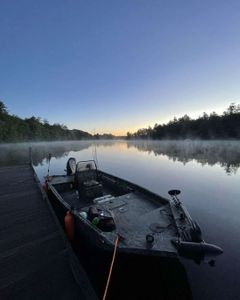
{"left": 0, "top": 141, "right": 93, "bottom": 167}
{"left": 0, "top": 140, "right": 239, "bottom": 299}
{"left": 126, "top": 140, "right": 240, "bottom": 175}
{"left": 0, "top": 140, "right": 240, "bottom": 175}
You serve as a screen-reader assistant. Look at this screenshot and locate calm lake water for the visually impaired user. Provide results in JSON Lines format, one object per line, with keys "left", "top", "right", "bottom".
{"left": 1, "top": 140, "right": 239, "bottom": 299}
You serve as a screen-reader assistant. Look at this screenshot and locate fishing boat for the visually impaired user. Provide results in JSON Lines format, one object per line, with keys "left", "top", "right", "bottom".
{"left": 46, "top": 158, "right": 223, "bottom": 265}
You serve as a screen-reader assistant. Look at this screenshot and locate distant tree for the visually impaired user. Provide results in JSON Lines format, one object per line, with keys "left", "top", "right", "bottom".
{"left": 227, "top": 103, "right": 236, "bottom": 115}
{"left": 0, "top": 101, "right": 8, "bottom": 114}
{"left": 210, "top": 111, "right": 218, "bottom": 117}
{"left": 202, "top": 112, "right": 209, "bottom": 120}
{"left": 126, "top": 132, "right": 132, "bottom": 139}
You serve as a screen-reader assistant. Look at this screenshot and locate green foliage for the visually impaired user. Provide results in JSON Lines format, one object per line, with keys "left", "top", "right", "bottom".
{"left": 0, "top": 101, "right": 92, "bottom": 142}
{"left": 129, "top": 103, "right": 240, "bottom": 140}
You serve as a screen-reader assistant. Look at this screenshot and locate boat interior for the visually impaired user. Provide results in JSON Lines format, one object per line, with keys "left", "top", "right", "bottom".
{"left": 49, "top": 160, "right": 180, "bottom": 254}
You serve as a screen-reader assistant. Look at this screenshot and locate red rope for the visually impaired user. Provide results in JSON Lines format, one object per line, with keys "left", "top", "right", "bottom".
{"left": 102, "top": 236, "right": 119, "bottom": 300}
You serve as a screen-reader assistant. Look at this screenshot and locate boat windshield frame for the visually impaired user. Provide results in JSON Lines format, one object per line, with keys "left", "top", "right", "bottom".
{"left": 76, "top": 160, "right": 98, "bottom": 172}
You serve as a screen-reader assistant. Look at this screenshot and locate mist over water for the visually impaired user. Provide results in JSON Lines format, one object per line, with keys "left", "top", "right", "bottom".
{"left": 127, "top": 140, "right": 240, "bottom": 175}
{"left": 0, "top": 141, "right": 92, "bottom": 166}
{"left": 1, "top": 140, "right": 240, "bottom": 174}
{"left": 1, "top": 139, "right": 239, "bottom": 299}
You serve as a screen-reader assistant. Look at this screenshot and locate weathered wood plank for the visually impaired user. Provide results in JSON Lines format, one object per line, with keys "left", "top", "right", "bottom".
{"left": 0, "top": 164, "right": 97, "bottom": 300}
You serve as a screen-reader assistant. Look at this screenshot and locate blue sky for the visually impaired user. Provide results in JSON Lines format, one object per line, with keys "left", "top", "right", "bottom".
{"left": 1, "top": 0, "right": 240, "bottom": 135}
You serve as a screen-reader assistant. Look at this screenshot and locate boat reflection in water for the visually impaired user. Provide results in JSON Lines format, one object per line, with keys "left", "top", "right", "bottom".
{"left": 73, "top": 240, "right": 193, "bottom": 300}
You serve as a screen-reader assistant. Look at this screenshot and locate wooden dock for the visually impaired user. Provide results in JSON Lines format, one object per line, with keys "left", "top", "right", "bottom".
{"left": 0, "top": 164, "right": 97, "bottom": 300}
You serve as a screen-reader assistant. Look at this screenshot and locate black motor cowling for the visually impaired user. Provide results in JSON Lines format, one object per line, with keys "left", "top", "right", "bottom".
{"left": 66, "top": 158, "right": 76, "bottom": 175}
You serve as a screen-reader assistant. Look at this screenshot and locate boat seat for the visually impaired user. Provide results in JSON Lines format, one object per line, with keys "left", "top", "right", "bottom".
{"left": 76, "top": 169, "right": 98, "bottom": 183}
{"left": 75, "top": 170, "right": 103, "bottom": 200}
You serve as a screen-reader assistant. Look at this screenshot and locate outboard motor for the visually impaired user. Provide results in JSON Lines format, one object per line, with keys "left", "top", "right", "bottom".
{"left": 66, "top": 158, "right": 76, "bottom": 175}
{"left": 172, "top": 240, "right": 223, "bottom": 265}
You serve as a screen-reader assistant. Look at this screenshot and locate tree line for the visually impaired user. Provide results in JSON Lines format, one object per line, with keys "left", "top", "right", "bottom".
{"left": 2, "top": 100, "right": 240, "bottom": 142}
{"left": 127, "top": 103, "right": 240, "bottom": 140}
{"left": 0, "top": 101, "right": 93, "bottom": 142}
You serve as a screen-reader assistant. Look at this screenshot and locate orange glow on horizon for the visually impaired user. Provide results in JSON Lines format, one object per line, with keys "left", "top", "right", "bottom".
{"left": 97, "top": 126, "right": 141, "bottom": 136}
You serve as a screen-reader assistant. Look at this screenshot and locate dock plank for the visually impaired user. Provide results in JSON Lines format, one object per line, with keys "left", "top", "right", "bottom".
{"left": 0, "top": 164, "right": 97, "bottom": 300}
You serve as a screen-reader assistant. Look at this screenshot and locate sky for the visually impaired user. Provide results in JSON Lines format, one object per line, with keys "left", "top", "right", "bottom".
{"left": 1, "top": 0, "right": 240, "bottom": 135}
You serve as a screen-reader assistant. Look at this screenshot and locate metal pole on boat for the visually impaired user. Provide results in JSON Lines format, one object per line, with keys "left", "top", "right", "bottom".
{"left": 92, "top": 129, "right": 99, "bottom": 169}
{"left": 47, "top": 153, "right": 52, "bottom": 178}
{"left": 94, "top": 143, "right": 99, "bottom": 169}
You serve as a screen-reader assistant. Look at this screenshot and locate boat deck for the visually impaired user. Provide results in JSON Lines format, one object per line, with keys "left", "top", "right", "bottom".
{"left": 52, "top": 175, "right": 178, "bottom": 255}
{"left": 0, "top": 165, "right": 97, "bottom": 300}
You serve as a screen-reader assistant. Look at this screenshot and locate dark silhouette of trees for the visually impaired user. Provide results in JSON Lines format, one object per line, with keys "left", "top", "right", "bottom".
{"left": 129, "top": 103, "right": 240, "bottom": 140}
{"left": 0, "top": 101, "right": 92, "bottom": 142}
{"left": 0, "top": 101, "right": 8, "bottom": 114}
{"left": 1, "top": 100, "right": 240, "bottom": 142}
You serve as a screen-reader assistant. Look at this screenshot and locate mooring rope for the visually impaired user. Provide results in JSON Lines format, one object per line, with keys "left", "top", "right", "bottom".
{"left": 102, "top": 236, "right": 119, "bottom": 300}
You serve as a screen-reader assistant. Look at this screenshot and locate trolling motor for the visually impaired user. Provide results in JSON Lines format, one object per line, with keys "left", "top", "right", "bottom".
{"left": 168, "top": 189, "right": 181, "bottom": 206}
{"left": 168, "top": 189, "right": 223, "bottom": 266}
{"left": 168, "top": 189, "right": 195, "bottom": 225}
